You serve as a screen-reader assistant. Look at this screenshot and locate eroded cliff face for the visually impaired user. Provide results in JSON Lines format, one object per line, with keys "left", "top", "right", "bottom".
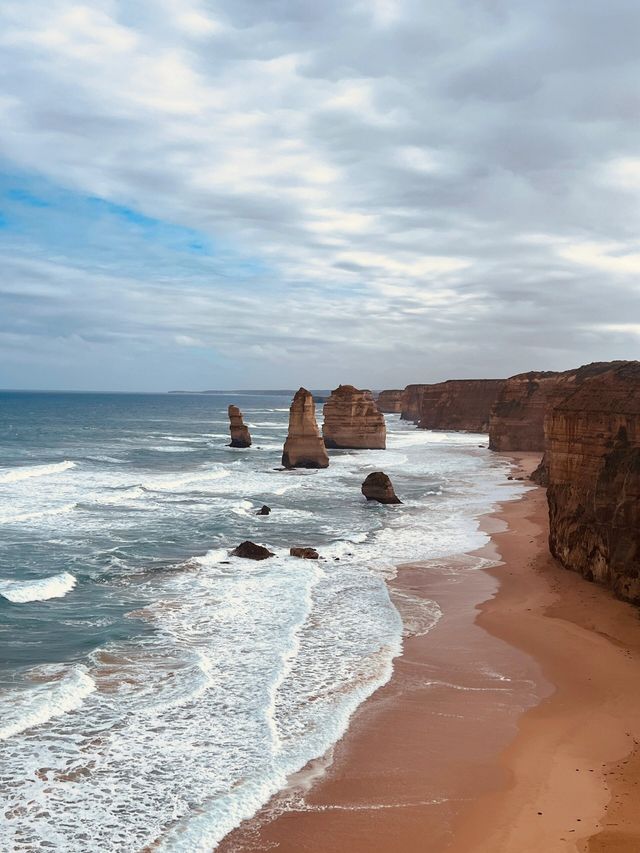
{"left": 546, "top": 362, "right": 640, "bottom": 604}
{"left": 418, "top": 379, "right": 505, "bottom": 432}
{"left": 322, "top": 385, "right": 386, "bottom": 449}
{"left": 489, "top": 363, "right": 622, "bottom": 452}
{"left": 282, "top": 388, "right": 329, "bottom": 469}
{"left": 401, "top": 385, "right": 430, "bottom": 422}
{"left": 227, "top": 405, "right": 251, "bottom": 448}
{"left": 376, "top": 390, "right": 404, "bottom": 413}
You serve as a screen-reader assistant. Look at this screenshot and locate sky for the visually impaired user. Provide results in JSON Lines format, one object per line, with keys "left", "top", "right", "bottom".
{"left": 1, "top": 0, "right": 639, "bottom": 391}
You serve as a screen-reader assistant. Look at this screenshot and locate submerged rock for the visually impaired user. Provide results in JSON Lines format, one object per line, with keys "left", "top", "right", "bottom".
{"left": 227, "top": 405, "right": 252, "bottom": 448}
{"left": 256, "top": 505, "right": 271, "bottom": 516}
{"left": 290, "top": 547, "right": 320, "bottom": 560}
{"left": 231, "top": 541, "right": 274, "bottom": 560}
{"left": 282, "top": 388, "right": 329, "bottom": 469}
{"left": 361, "top": 472, "right": 402, "bottom": 504}
{"left": 322, "top": 384, "right": 386, "bottom": 449}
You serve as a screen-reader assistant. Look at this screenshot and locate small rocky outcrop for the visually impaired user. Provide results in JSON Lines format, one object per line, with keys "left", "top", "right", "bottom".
{"left": 546, "top": 362, "right": 640, "bottom": 603}
{"left": 231, "top": 541, "right": 274, "bottom": 560}
{"left": 488, "top": 363, "right": 623, "bottom": 452}
{"left": 530, "top": 455, "right": 548, "bottom": 487}
{"left": 361, "top": 472, "right": 402, "bottom": 504}
{"left": 376, "top": 390, "right": 404, "bottom": 413}
{"left": 282, "top": 388, "right": 330, "bottom": 469}
{"left": 290, "top": 547, "right": 320, "bottom": 560}
{"left": 256, "top": 505, "right": 271, "bottom": 516}
{"left": 322, "top": 385, "right": 386, "bottom": 449}
{"left": 228, "top": 405, "right": 251, "bottom": 448}
{"left": 418, "top": 379, "right": 505, "bottom": 432}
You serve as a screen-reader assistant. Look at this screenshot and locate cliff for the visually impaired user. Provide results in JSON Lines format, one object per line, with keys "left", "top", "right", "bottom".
{"left": 401, "top": 384, "right": 430, "bottom": 423}
{"left": 227, "top": 405, "right": 251, "bottom": 448}
{"left": 546, "top": 362, "right": 640, "bottom": 604}
{"left": 489, "top": 362, "right": 623, "bottom": 452}
{"left": 418, "top": 379, "right": 505, "bottom": 432}
{"left": 376, "top": 390, "right": 404, "bottom": 413}
{"left": 322, "top": 385, "right": 386, "bottom": 449}
{"left": 282, "top": 388, "right": 330, "bottom": 469}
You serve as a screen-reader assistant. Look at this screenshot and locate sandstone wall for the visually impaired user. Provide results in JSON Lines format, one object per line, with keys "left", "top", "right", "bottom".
{"left": 418, "top": 379, "right": 505, "bottom": 432}
{"left": 401, "top": 384, "right": 430, "bottom": 422}
{"left": 546, "top": 362, "right": 640, "bottom": 603}
{"left": 376, "top": 390, "right": 404, "bottom": 413}
{"left": 323, "top": 385, "right": 386, "bottom": 449}
{"left": 282, "top": 388, "right": 329, "bottom": 469}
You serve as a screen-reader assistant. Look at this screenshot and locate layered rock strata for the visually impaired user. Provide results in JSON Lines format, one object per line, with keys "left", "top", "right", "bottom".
{"left": 376, "top": 390, "right": 404, "bottom": 413}
{"left": 489, "top": 362, "right": 622, "bottom": 452}
{"left": 546, "top": 362, "right": 640, "bottom": 603}
{"left": 227, "top": 405, "right": 251, "bottom": 448}
{"left": 282, "top": 388, "right": 330, "bottom": 469}
{"left": 361, "top": 472, "right": 402, "bottom": 504}
{"left": 418, "top": 379, "right": 505, "bottom": 432}
{"left": 322, "top": 385, "right": 386, "bottom": 449}
{"left": 401, "top": 384, "right": 430, "bottom": 422}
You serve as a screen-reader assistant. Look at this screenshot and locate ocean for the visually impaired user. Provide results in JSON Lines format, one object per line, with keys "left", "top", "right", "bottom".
{"left": 0, "top": 390, "right": 520, "bottom": 851}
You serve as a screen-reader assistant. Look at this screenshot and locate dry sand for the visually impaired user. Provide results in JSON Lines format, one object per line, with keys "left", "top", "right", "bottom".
{"left": 218, "top": 453, "right": 640, "bottom": 853}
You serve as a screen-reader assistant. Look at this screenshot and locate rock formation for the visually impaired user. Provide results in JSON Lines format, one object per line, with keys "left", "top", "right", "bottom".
{"left": 546, "top": 362, "right": 640, "bottom": 603}
{"left": 530, "top": 455, "right": 549, "bottom": 487}
{"left": 401, "top": 384, "right": 430, "bottom": 423}
{"left": 231, "top": 541, "right": 274, "bottom": 560}
{"left": 488, "top": 363, "right": 623, "bottom": 452}
{"left": 418, "top": 379, "right": 505, "bottom": 432}
{"left": 282, "top": 388, "right": 330, "bottom": 469}
{"left": 227, "top": 405, "right": 251, "bottom": 448}
{"left": 256, "top": 505, "right": 271, "bottom": 516}
{"left": 322, "top": 385, "right": 386, "bottom": 449}
{"left": 376, "top": 390, "right": 404, "bottom": 413}
{"left": 361, "top": 472, "right": 402, "bottom": 504}
{"left": 290, "top": 547, "right": 320, "bottom": 559}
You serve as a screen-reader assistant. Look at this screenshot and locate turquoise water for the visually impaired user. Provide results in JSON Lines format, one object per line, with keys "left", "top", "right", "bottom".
{"left": 0, "top": 391, "right": 516, "bottom": 851}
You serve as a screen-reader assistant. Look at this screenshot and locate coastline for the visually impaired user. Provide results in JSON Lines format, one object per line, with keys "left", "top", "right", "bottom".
{"left": 218, "top": 453, "right": 640, "bottom": 853}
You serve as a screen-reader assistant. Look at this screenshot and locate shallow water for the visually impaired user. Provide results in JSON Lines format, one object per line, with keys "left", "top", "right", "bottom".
{"left": 0, "top": 390, "right": 522, "bottom": 851}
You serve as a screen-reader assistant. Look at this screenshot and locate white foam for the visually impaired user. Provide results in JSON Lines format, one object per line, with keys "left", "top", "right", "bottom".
{"left": 0, "top": 571, "right": 77, "bottom": 603}
{"left": 0, "top": 502, "right": 76, "bottom": 524}
{"left": 0, "top": 665, "right": 95, "bottom": 740}
{"left": 0, "top": 459, "right": 76, "bottom": 483}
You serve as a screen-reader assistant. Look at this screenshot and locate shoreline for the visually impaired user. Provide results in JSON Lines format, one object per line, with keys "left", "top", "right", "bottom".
{"left": 218, "top": 453, "right": 640, "bottom": 852}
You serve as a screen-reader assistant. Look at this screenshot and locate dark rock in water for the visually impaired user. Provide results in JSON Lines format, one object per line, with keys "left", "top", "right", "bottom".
{"left": 361, "top": 472, "right": 402, "bottom": 504}
{"left": 256, "top": 505, "right": 271, "bottom": 516}
{"left": 290, "top": 547, "right": 320, "bottom": 560}
{"left": 228, "top": 405, "right": 252, "bottom": 448}
{"left": 231, "top": 541, "right": 274, "bottom": 560}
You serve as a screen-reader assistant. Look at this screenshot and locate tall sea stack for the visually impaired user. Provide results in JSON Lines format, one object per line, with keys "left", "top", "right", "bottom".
{"left": 282, "top": 388, "right": 330, "bottom": 469}
{"left": 228, "top": 405, "right": 251, "bottom": 448}
{"left": 322, "top": 385, "right": 386, "bottom": 449}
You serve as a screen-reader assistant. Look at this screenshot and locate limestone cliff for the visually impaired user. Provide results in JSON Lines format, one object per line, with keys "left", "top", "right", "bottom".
{"left": 401, "top": 385, "right": 430, "bottom": 423}
{"left": 376, "top": 390, "right": 404, "bottom": 413}
{"left": 322, "top": 385, "right": 386, "bottom": 449}
{"left": 546, "top": 362, "right": 640, "bottom": 604}
{"left": 489, "top": 363, "right": 622, "bottom": 452}
{"left": 418, "top": 379, "right": 505, "bottom": 432}
{"left": 282, "top": 388, "right": 330, "bottom": 469}
{"left": 227, "top": 405, "right": 251, "bottom": 448}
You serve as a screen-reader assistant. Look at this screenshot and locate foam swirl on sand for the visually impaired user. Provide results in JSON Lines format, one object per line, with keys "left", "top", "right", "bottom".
{"left": 0, "top": 665, "right": 96, "bottom": 741}
{"left": 0, "top": 459, "right": 76, "bottom": 483}
{"left": 0, "top": 571, "right": 77, "bottom": 603}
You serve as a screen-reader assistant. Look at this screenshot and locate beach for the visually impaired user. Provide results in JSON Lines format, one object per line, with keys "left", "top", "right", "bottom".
{"left": 218, "top": 453, "right": 640, "bottom": 852}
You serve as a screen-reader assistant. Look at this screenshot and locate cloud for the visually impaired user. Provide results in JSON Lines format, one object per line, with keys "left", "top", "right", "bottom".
{"left": 0, "top": 0, "right": 639, "bottom": 390}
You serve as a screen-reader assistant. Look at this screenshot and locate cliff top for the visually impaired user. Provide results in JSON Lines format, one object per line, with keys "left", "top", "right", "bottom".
{"left": 555, "top": 362, "right": 640, "bottom": 414}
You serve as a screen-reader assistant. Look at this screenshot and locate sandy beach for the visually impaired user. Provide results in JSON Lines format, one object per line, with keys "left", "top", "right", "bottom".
{"left": 219, "top": 453, "right": 640, "bottom": 853}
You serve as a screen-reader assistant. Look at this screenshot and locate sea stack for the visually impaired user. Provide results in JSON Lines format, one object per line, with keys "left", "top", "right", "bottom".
{"left": 546, "top": 361, "right": 640, "bottom": 603}
{"left": 322, "top": 385, "right": 386, "bottom": 449}
{"left": 361, "top": 472, "right": 402, "bottom": 504}
{"left": 282, "top": 388, "right": 330, "bottom": 469}
{"left": 376, "top": 390, "right": 404, "bottom": 413}
{"left": 228, "top": 405, "right": 251, "bottom": 448}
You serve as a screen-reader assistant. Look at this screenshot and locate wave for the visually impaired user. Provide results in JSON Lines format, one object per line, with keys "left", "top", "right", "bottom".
{"left": 0, "top": 502, "right": 77, "bottom": 524}
{"left": 0, "top": 665, "right": 96, "bottom": 741}
{"left": 0, "top": 460, "right": 76, "bottom": 484}
{"left": 0, "top": 571, "right": 77, "bottom": 603}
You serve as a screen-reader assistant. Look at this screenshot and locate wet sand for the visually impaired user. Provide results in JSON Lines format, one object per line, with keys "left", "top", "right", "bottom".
{"left": 218, "top": 453, "right": 640, "bottom": 853}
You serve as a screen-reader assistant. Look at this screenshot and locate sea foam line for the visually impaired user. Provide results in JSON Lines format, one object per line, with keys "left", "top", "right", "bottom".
{"left": 0, "top": 460, "right": 76, "bottom": 483}
{"left": 0, "top": 571, "right": 77, "bottom": 603}
{"left": 0, "top": 665, "right": 96, "bottom": 741}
